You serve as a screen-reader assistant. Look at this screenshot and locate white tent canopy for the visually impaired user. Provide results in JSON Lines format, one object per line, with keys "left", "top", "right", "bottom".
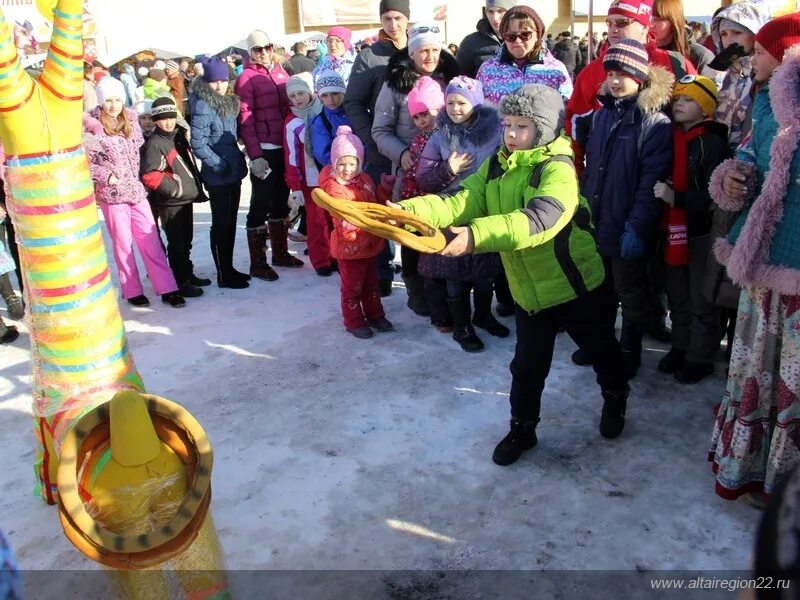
{"left": 92, "top": 0, "right": 286, "bottom": 65}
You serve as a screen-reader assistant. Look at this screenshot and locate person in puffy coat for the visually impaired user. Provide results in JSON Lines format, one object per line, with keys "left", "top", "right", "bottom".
{"left": 235, "top": 30, "right": 301, "bottom": 279}
{"left": 84, "top": 77, "right": 183, "bottom": 309}
{"left": 415, "top": 76, "right": 507, "bottom": 352}
{"left": 141, "top": 96, "right": 210, "bottom": 299}
{"left": 456, "top": 0, "right": 510, "bottom": 78}
{"left": 318, "top": 126, "right": 395, "bottom": 339}
{"left": 396, "top": 84, "right": 629, "bottom": 466}
{"left": 581, "top": 40, "right": 673, "bottom": 379}
{"left": 190, "top": 58, "right": 249, "bottom": 289}
{"left": 708, "top": 17, "right": 800, "bottom": 506}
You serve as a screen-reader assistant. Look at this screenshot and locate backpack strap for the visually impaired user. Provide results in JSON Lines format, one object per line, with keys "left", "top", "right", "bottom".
{"left": 486, "top": 153, "right": 504, "bottom": 181}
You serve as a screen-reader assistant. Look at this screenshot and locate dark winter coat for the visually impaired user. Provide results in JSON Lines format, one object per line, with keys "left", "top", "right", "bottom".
{"left": 235, "top": 58, "right": 291, "bottom": 159}
{"left": 372, "top": 48, "right": 459, "bottom": 199}
{"left": 581, "top": 66, "right": 674, "bottom": 257}
{"left": 416, "top": 105, "right": 502, "bottom": 282}
{"left": 416, "top": 104, "right": 502, "bottom": 195}
{"left": 674, "top": 121, "right": 732, "bottom": 238}
{"left": 551, "top": 37, "right": 580, "bottom": 79}
{"left": 141, "top": 125, "right": 206, "bottom": 207}
{"left": 289, "top": 53, "right": 316, "bottom": 75}
{"left": 310, "top": 105, "right": 351, "bottom": 168}
{"left": 344, "top": 37, "right": 403, "bottom": 170}
{"left": 456, "top": 17, "right": 502, "bottom": 78}
{"left": 189, "top": 78, "right": 248, "bottom": 187}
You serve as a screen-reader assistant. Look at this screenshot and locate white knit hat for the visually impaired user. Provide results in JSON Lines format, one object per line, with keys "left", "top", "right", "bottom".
{"left": 407, "top": 22, "right": 443, "bottom": 55}
{"left": 95, "top": 76, "right": 126, "bottom": 105}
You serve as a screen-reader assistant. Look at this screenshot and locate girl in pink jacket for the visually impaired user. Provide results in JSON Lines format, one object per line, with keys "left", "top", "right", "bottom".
{"left": 84, "top": 77, "right": 184, "bottom": 308}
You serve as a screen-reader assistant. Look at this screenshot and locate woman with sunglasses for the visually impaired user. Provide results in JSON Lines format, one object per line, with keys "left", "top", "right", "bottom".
{"left": 372, "top": 22, "right": 459, "bottom": 318}
{"left": 476, "top": 6, "right": 572, "bottom": 107}
{"left": 312, "top": 26, "right": 357, "bottom": 88}
{"left": 236, "top": 29, "right": 302, "bottom": 282}
{"left": 650, "top": 0, "right": 714, "bottom": 75}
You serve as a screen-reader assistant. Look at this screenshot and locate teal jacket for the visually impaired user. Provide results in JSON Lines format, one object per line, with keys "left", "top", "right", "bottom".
{"left": 400, "top": 136, "right": 605, "bottom": 313}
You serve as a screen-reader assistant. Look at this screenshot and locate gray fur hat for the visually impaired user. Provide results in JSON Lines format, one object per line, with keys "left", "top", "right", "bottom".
{"left": 499, "top": 84, "right": 565, "bottom": 146}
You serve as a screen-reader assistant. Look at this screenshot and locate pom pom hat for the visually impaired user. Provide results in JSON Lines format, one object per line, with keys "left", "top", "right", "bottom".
{"left": 407, "top": 76, "right": 445, "bottom": 116}
{"left": 330, "top": 125, "right": 364, "bottom": 169}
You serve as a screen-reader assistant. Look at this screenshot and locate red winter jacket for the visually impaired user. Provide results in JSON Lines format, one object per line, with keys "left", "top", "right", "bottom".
{"left": 565, "top": 40, "right": 695, "bottom": 174}
{"left": 283, "top": 113, "right": 318, "bottom": 191}
{"left": 319, "top": 166, "right": 390, "bottom": 261}
{"left": 235, "top": 59, "right": 291, "bottom": 159}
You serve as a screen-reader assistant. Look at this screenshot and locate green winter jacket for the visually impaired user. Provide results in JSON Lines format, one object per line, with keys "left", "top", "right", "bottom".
{"left": 400, "top": 136, "right": 605, "bottom": 313}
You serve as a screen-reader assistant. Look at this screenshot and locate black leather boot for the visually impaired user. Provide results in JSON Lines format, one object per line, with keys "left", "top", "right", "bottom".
{"left": 492, "top": 418, "right": 538, "bottom": 465}
{"left": 599, "top": 389, "right": 628, "bottom": 439}
{"left": 447, "top": 296, "right": 484, "bottom": 352}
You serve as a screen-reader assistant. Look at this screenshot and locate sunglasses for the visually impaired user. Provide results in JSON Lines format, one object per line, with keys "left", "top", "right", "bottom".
{"left": 410, "top": 25, "right": 441, "bottom": 35}
{"left": 502, "top": 31, "right": 534, "bottom": 43}
{"left": 251, "top": 45, "right": 273, "bottom": 53}
{"left": 605, "top": 18, "right": 635, "bottom": 29}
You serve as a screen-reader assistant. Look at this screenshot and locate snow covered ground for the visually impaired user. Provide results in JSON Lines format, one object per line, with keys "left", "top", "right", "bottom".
{"left": 0, "top": 184, "right": 759, "bottom": 598}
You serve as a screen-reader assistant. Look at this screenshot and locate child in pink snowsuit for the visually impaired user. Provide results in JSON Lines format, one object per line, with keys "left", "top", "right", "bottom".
{"left": 84, "top": 76, "right": 184, "bottom": 308}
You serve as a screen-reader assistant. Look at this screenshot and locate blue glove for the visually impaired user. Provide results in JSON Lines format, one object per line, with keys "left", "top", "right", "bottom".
{"left": 620, "top": 224, "right": 645, "bottom": 260}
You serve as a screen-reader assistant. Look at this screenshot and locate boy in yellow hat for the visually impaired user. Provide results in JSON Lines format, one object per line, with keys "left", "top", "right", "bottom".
{"left": 653, "top": 75, "right": 732, "bottom": 383}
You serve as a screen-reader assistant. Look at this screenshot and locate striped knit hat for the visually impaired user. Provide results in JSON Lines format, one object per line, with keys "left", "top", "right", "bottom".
{"left": 603, "top": 38, "right": 649, "bottom": 83}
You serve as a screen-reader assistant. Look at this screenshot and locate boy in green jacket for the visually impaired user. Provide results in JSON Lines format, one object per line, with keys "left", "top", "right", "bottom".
{"left": 395, "top": 84, "right": 630, "bottom": 465}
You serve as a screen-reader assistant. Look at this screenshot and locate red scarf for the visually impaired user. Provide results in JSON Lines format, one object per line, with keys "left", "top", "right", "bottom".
{"left": 664, "top": 124, "right": 708, "bottom": 266}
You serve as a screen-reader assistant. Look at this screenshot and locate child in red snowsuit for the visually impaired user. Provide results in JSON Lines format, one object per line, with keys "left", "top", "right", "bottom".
{"left": 318, "top": 125, "right": 394, "bottom": 339}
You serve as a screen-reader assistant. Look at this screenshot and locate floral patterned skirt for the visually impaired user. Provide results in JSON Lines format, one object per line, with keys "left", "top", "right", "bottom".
{"left": 709, "top": 286, "right": 800, "bottom": 499}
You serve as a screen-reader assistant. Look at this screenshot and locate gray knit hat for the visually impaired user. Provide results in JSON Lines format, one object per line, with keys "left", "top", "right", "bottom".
{"left": 486, "top": 0, "right": 517, "bottom": 9}
{"left": 499, "top": 84, "right": 564, "bottom": 146}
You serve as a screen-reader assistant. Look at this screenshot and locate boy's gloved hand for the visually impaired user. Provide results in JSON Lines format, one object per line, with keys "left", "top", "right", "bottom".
{"left": 620, "top": 223, "right": 645, "bottom": 260}
{"left": 708, "top": 43, "right": 745, "bottom": 71}
{"left": 290, "top": 190, "right": 305, "bottom": 206}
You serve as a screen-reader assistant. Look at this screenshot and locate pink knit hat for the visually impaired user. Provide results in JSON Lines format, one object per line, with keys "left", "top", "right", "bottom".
{"left": 330, "top": 125, "right": 364, "bottom": 168}
{"left": 407, "top": 76, "right": 445, "bottom": 117}
{"left": 327, "top": 26, "right": 353, "bottom": 51}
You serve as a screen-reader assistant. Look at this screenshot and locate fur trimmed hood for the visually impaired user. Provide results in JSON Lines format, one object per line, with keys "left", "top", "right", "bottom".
{"left": 385, "top": 48, "right": 459, "bottom": 95}
{"left": 711, "top": 44, "right": 800, "bottom": 294}
{"left": 597, "top": 65, "right": 675, "bottom": 114}
{"left": 435, "top": 103, "right": 501, "bottom": 152}
{"left": 190, "top": 77, "right": 241, "bottom": 119}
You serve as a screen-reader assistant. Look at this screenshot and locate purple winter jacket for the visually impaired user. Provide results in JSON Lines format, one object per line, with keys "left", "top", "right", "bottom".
{"left": 235, "top": 58, "right": 291, "bottom": 159}
{"left": 83, "top": 107, "right": 149, "bottom": 206}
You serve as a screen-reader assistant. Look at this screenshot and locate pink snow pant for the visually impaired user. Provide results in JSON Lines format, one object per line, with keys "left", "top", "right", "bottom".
{"left": 100, "top": 200, "right": 178, "bottom": 299}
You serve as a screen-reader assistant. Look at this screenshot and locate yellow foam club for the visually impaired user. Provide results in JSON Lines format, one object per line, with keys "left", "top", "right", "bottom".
{"left": 56, "top": 391, "right": 213, "bottom": 569}
{"left": 36, "top": 0, "right": 57, "bottom": 20}
{"left": 311, "top": 187, "right": 446, "bottom": 254}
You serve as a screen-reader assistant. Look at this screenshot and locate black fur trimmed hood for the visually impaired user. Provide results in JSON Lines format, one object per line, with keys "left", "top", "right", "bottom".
{"left": 385, "top": 48, "right": 460, "bottom": 95}
{"left": 435, "top": 103, "right": 501, "bottom": 152}
{"left": 190, "top": 77, "right": 241, "bottom": 119}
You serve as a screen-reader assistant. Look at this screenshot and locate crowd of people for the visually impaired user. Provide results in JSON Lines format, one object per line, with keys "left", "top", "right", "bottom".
{"left": 1, "top": 0, "right": 799, "bottom": 533}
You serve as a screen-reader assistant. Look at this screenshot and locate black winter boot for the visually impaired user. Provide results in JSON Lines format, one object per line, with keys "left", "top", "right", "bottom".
{"left": 0, "top": 274, "right": 24, "bottom": 320}
{"left": 657, "top": 347, "right": 685, "bottom": 374}
{"left": 472, "top": 286, "right": 510, "bottom": 338}
{"left": 447, "top": 296, "right": 484, "bottom": 352}
{"left": 403, "top": 275, "right": 430, "bottom": 317}
{"left": 619, "top": 319, "right": 643, "bottom": 379}
{"left": 571, "top": 348, "right": 593, "bottom": 366}
{"left": 674, "top": 362, "right": 714, "bottom": 384}
{"left": 492, "top": 418, "right": 538, "bottom": 465}
{"left": 599, "top": 389, "right": 628, "bottom": 439}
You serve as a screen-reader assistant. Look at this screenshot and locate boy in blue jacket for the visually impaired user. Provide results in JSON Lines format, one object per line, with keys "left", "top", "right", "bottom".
{"left": 310, "top": 70, "right": 351, "bottom": 169}
{"left": 581, "top": 38, "right": 673, "bottom": 378}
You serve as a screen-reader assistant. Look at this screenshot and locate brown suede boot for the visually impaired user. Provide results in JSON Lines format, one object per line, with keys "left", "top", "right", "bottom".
{"left": 246, "top": 226, "right": 279, "bottom": 281}
{"left": 268, "top": 220, "right": 304, "bottom": 268}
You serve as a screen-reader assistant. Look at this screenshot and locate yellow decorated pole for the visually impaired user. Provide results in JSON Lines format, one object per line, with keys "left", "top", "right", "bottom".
{"left": 0, "top": 1, "right": 229, "bottom": 596}
{"left": 0, "top": 0, "right": 144, "bottom": 504}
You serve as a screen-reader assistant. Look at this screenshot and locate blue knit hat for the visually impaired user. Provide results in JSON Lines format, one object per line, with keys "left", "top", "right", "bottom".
{"left": 202, "top": 58, "right": 229, "bottom": 83}
{"left": 315, "top": 69, "right": 346, "bottom": 95}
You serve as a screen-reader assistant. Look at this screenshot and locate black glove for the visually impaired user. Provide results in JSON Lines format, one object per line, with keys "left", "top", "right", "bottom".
{"left": 708, "top": 43, "right": 746, "bottom": 71}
